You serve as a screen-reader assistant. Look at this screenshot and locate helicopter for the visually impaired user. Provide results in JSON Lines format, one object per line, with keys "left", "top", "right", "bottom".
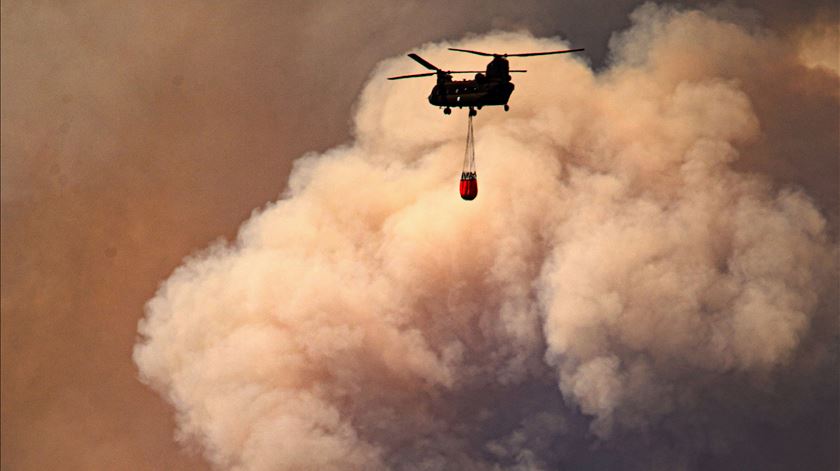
{"left": 387, "top": 47, "right": 584, "bottom": 116}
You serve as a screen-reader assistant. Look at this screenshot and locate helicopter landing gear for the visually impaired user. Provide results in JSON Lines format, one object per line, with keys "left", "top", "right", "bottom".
{"left": 504, "top": 104, "right": 510, "bottom": 112}
{"left": 468, "top": 107, "right": 477, "bottom": 117}
{"left": 444, "top": 107, "right": 451, "bottom": 115}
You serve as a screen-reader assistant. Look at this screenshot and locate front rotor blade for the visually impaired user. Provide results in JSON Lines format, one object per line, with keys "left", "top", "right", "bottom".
{"left": 448, "top": 47, "right": 494, "bottom": 57}
{"left": 407, "top": 53, "right": 439, "bottom": 71}
{"left": 509, "top": 70, "right": 527, "bottom": 73}
{"left": 387, "top": 72, "right": 436, "bottom": 80}
{"left": 505, "top": 48, "right": 585, "bottom": 57}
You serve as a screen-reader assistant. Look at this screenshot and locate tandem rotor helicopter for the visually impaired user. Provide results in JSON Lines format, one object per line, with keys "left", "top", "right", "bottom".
{"left": 388, "top": 47, "right": 584, "bottom": 116}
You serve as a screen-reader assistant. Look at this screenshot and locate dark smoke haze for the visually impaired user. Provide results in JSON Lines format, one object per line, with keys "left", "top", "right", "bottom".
{"left": 2, "top": 1, "right": 837, "bottom": 471}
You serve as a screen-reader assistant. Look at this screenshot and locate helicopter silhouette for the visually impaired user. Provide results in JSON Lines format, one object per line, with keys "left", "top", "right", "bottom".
{"left": 388, "top": 47, "right": 584, "bottom": 116}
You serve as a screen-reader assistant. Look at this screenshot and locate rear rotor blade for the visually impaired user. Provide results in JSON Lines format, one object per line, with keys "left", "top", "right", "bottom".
{"left": 448, "top": 47, "right": 494, "bottom": 56}
{"left": 407, "top": 53, "right": 439, "bottom": 71}
{"left": 505, "top": 48, "right": 585, "bottom": 57}
{"left": 509, "top": 70, "right": 527, "bottom": 73}
{"left": 387, "top": 72, "right": 437, "bottom": 80}
{"left": 448, "top": 47, "right": 584, "bottom": 57}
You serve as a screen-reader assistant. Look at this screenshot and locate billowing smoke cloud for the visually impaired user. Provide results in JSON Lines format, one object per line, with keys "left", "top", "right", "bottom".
{"left": 2, "top": 2, "right": 644, "bottom": 468}
{"left": 131, "top": 4, "right": 836, "bottom": 470}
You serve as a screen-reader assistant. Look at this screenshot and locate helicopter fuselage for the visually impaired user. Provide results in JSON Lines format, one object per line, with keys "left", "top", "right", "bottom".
{"left": 429, "top": 77, "right": 515, "bottom": 109}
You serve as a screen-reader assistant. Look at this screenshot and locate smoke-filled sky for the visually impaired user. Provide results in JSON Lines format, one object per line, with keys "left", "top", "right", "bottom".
{"left": 2, "top": 1, "right": 838, "bottom": 470}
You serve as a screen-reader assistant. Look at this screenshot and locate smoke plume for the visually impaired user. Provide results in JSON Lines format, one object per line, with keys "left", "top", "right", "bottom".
{"left": 134, "top": 5, "right": 837, "bottom": 470}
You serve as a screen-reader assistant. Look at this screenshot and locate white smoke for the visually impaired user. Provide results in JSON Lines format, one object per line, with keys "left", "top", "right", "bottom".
{"left": 134, "top": 5, "right": 837, "bottom": 470}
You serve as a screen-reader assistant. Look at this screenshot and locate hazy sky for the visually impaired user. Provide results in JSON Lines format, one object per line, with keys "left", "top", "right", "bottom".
{"left": 2, "top": 1, "right": 837, "bottom": 470}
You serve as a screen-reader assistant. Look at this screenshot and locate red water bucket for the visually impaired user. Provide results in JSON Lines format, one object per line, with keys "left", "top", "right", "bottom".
{"left": 459, "top": 172, "right": 478, "bottom": 200}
